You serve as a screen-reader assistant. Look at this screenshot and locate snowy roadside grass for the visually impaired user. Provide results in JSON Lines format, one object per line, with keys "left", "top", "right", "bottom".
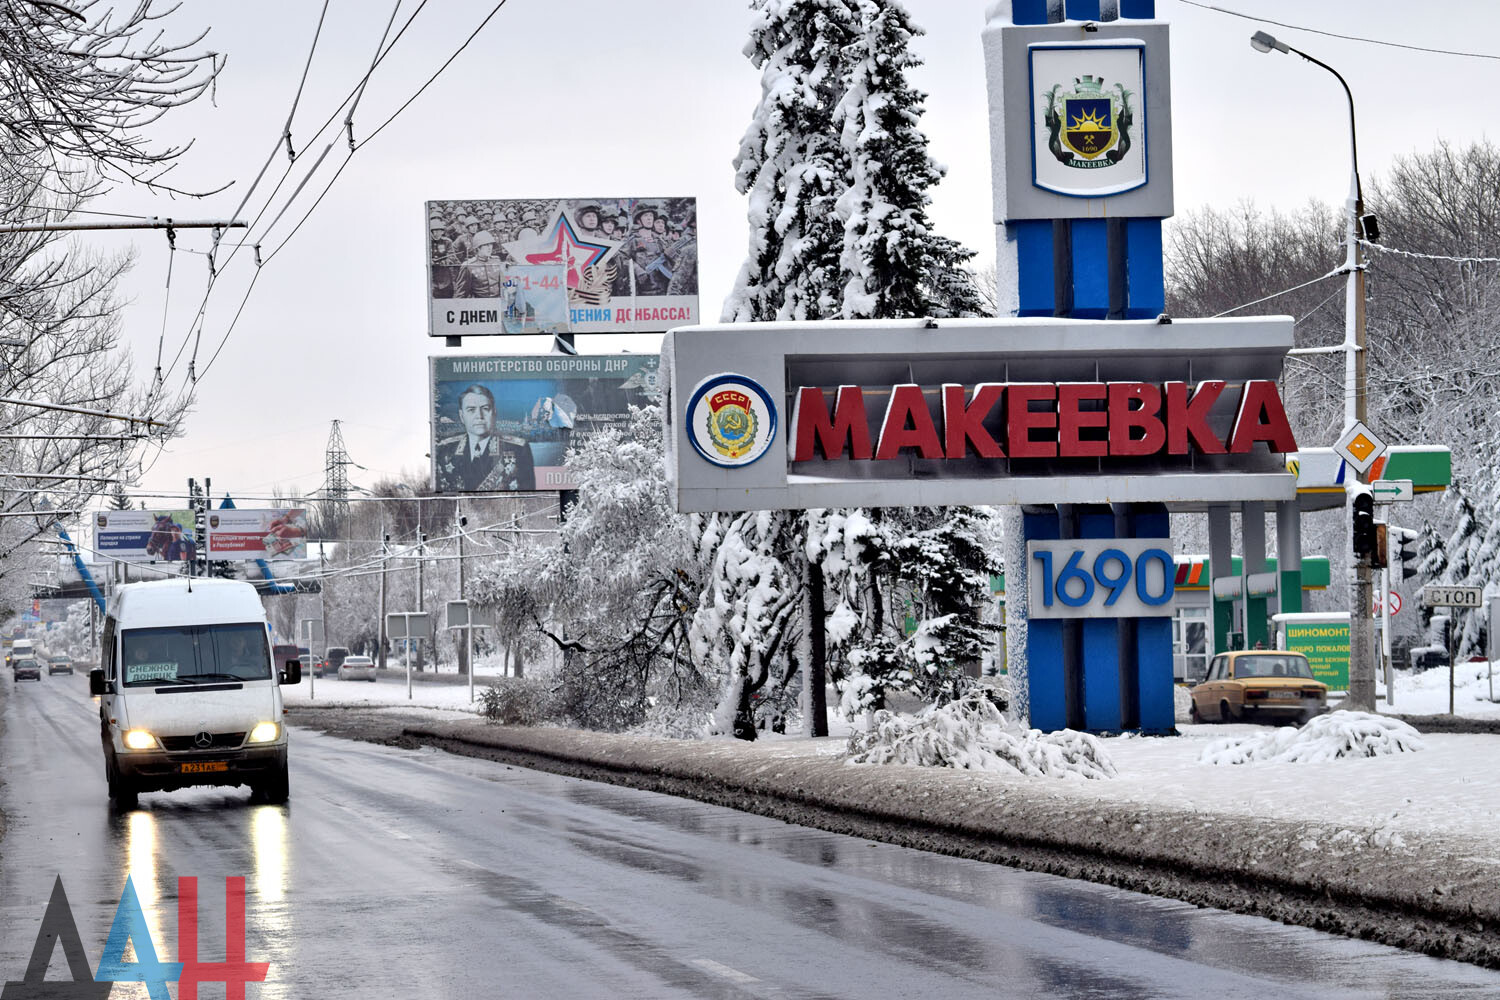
{"left": 845, "top": 691, "right": 1116, "bottom": 780}
{"left": 1199, "top": 710, "right": 1426, "bottom": 765}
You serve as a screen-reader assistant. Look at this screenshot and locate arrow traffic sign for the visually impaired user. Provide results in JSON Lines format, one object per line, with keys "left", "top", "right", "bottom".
{"left": 1371, "top": 479, "right": 1413, "bottom": 504}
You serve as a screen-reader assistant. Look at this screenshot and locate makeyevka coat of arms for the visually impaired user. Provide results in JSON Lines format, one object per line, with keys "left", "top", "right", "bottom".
{"left": 1042, "top": 74, "right": 1135, "bottom": 170}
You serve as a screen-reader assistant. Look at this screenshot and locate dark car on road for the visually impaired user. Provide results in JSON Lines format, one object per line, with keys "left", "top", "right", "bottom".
{"left": 12, "top": 656, "right": 41, "bottom": 681}
{"left": 48, "top": 655, "right": 73, "bottom": 676}
{"left": 319, "top": 646, "right": 349, "bottom": 679}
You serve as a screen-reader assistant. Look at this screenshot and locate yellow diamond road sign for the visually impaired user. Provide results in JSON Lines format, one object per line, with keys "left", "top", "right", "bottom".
{"left": 1334, "top": 420, "right": 1387, "bottom": 475}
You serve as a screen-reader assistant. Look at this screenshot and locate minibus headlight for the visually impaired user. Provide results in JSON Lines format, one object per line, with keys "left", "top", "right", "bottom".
{"left": 247, "top": 722, "right": 280, "bottom": 744}
{"left": 123, "top": 729, "right": 157, "bottom": 750}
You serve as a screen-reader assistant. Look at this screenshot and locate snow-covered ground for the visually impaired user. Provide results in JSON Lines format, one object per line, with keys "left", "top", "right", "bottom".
{"left": 1377, "top": 658, "right": 1500, "bottom": 717}
{"left": 284, "top": 674, "right": 482, "bottom": 719}
{"left": 285, "top": 660, "right": 1500, "bottom": 846}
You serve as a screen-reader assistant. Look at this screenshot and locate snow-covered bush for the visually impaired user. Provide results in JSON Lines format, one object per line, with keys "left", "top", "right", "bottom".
{"left": 846, "top": 690, "right": 1116, "bottom": 779}
{"left": 477, "top": 677, "right": 557, "bottom": 727}
{"left": 1199, "top": 710, "right": 1426, "bottom": 765}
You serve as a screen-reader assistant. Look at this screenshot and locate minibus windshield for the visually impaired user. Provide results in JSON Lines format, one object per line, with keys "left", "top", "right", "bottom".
{"left": 120, "top": 623, "right": 271, "bottom": 686}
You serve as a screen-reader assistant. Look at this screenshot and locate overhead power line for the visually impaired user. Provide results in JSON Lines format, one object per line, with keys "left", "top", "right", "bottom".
{"left": 1209, "top": 265, "right": 1348, "bottom": 318}
{"left": 1174, "top": 0, "right": 1500, "bottom": 60}
{"left": 149, "top": 0, "right": 436, "bottom": 404}
{"left": 1360, "top": 240, "right": 1500, "bottom": 266}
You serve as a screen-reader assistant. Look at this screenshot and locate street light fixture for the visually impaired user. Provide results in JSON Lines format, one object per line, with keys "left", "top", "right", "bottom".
{"left": 1251, "top": 30, "right": 1379, "bottom": 711}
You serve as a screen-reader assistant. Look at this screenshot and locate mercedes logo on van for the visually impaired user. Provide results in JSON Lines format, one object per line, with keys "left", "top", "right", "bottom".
{"left": 194, "top": 731, "right": 213, "bottom": 749}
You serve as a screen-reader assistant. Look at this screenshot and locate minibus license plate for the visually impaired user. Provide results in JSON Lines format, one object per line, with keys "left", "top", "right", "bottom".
{"left": 180, "top": 761, "right": 228, "bottom": 774}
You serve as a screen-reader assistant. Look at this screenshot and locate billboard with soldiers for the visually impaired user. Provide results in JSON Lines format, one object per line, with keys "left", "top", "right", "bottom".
{"left": 426, "top": 197, "right": 699, "bottom": 337}
{"left": 429, "top": 354, "right": 660, "bottom": 493}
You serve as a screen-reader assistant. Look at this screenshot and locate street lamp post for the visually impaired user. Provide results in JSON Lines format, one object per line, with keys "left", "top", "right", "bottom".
{"left": 1251, "top": 31, "right": 1378, "bottom": 710}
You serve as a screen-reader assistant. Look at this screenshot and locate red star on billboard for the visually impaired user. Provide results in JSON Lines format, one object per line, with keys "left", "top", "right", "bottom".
{"left": 520, "top": 214, "right": 614, "bottom": 290}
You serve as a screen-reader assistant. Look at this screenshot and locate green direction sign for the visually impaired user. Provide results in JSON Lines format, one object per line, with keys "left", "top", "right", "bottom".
{"left": 1372, "top": 479, "right": 1413, "bottom": 503}
{"left": 1282, "top": 621, "right": 1350, "bottom": 690}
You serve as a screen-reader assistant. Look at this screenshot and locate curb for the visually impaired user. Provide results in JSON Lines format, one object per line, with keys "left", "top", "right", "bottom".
{"left": 401, "top": 720, "right": 1500, "bottom": 968}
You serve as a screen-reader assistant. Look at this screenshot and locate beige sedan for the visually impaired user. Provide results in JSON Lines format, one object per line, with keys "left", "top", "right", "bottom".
{"left": 1189, "top": 650, "right": 1328, "bottom": 725}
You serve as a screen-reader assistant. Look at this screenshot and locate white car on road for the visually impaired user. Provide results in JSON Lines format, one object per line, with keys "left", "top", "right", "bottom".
{"left": 337, "top": 655, "right": 377, "bottom": 682}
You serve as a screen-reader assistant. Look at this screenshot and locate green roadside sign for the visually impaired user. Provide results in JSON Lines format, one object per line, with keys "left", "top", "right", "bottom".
{"left": 1282, "top": 621, "right": 1350, "bottom": 690}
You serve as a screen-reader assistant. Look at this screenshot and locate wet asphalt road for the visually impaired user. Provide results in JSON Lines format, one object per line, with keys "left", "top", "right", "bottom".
{"left": 3, "top": 674, "right": 1500, "bottom": 999}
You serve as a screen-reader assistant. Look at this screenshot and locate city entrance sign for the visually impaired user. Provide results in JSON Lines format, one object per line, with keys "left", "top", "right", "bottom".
{"left": 663, "top": 316, "right": 1297, "bottom": 514}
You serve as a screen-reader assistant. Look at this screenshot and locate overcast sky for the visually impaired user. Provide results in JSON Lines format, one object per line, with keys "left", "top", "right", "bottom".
{"left": 86, "top": 0, "right": 1499, "bottom": 508}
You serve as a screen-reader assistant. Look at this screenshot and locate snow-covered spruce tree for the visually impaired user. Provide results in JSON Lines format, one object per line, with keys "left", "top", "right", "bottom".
{"left": 834, "top": 0, "right": 986, "bottom": 319}
{"left": 717, "top": 0, "right": 997, "bottom": 734}
{"left": 722, "top": 0, "right": 860, "bottom": 322}
{"left": 1440, "top": 482, "right": 1487, "bottom": 657}
{"left": 1416, "top": 521, "right": 1448, "bottom": 634}
{"left": 890, "top": 508, "right": 999, "bottom": 701}
{"left": 831, "top": 508, "right": 998, "bottom": 711}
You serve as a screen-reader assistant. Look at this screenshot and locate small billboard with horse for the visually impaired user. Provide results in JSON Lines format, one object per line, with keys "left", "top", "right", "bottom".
{"left": 95, "top": 510, "right": 198, "bottom": 563}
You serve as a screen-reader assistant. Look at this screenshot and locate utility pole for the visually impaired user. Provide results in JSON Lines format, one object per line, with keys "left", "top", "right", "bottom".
{"left": 318, "top": 543, "right": 328, "bottom": 670}
{"left": 377, "top": 526, "right": 389, "bottom": 670}
{"left": 187, "top": 478, "right": 202, "bottom": 577}
{"left": 415, "top": 504, "right": 426, "bottom": 673}
{"left": 456, "top": 499, "right": 468, "bottom": 678}
{"left": 1251, "top": 30, "right": 1375, "bottom": 711}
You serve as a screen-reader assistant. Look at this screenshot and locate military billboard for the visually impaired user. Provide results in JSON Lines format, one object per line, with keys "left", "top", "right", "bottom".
{"left": 426, "top": 198, "right": 698, "bottom": 337}
{"left": 205, "top": 508, "right": 309, "bottom": 561}
{"left": 429, "top": 354, "right": 660, "bottom": 493}
{"left": 94, "top": 510, "right": 198, "bottom": 563}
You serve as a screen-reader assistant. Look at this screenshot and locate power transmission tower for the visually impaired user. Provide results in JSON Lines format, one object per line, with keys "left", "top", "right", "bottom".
{"left": 323, "top": 419, "right": 353, "bottom": 538}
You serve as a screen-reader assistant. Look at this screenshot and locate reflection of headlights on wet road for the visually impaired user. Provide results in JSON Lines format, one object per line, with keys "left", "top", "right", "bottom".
{"left": 248, "top": 721, "right": 280, "bottom": 743}
{"left": 123, "top": 729, "right": 157, "bottom": 750}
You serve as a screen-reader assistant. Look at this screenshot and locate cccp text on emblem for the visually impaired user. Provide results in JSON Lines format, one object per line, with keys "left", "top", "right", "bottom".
{"left": 685, "top": 374, "right": 778, "bottom": 468}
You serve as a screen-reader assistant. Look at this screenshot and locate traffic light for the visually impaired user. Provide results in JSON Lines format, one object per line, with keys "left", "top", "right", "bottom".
{"left": 1351, "top": 486, "right": 1376, "bottom": 563}
{"left": 1391, "top": 526, "right": 1421, "bottom": 580}
{"left": 1372, "top": 521, "right": 1388, "bottom": 569}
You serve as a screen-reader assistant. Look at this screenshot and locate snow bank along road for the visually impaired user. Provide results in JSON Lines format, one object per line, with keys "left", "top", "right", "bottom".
{"left": 323, "top": 710, "right": 1500, "bottom": 971}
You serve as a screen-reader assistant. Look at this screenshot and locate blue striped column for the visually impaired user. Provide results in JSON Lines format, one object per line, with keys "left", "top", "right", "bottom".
{"left": 1010, "top": 220, "right": 1058, "bottom": 317}
{"left": 1127, "top": 503, "right": 1175, "bottom": 731}
{"left": 1077, "top": 506, "right": 1123, "bottom": 730}
{"left": 1023, "top": 507, "right": 1067, "bottom": 732}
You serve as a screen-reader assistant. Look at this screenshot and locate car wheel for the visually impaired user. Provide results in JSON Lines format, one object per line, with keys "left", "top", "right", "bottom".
{"left": 253, "top": 764, "right": 290, "bottom": 805}
{"left": 1219, "top": 699, "right": 1236, "bottom": 723}
{"left": 106, "top": 754, "right": 138, "bottom": 810}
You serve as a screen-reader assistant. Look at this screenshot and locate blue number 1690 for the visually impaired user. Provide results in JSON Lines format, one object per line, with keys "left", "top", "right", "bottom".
{"left": 1033, "top": 547, "right": 1174, "bottom": 609}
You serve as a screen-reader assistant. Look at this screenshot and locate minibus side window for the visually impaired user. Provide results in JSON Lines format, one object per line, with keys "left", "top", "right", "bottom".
{"left": 101, "top": 616, "right": 117, "bottom": 681}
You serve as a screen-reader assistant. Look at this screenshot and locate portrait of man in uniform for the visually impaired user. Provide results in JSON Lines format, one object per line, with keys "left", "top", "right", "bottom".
{"left": 435, "top": 384, "right": 536, "bottom": 493}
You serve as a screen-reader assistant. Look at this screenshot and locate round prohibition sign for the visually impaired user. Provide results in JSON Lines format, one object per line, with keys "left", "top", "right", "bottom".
{"left": 1373, "top": 591, "right": 1403, "bottom": 617}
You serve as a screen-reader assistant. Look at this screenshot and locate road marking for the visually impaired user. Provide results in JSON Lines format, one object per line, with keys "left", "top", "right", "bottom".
{"left": 691, "top": 958, "right": 759, "bottom": 984}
